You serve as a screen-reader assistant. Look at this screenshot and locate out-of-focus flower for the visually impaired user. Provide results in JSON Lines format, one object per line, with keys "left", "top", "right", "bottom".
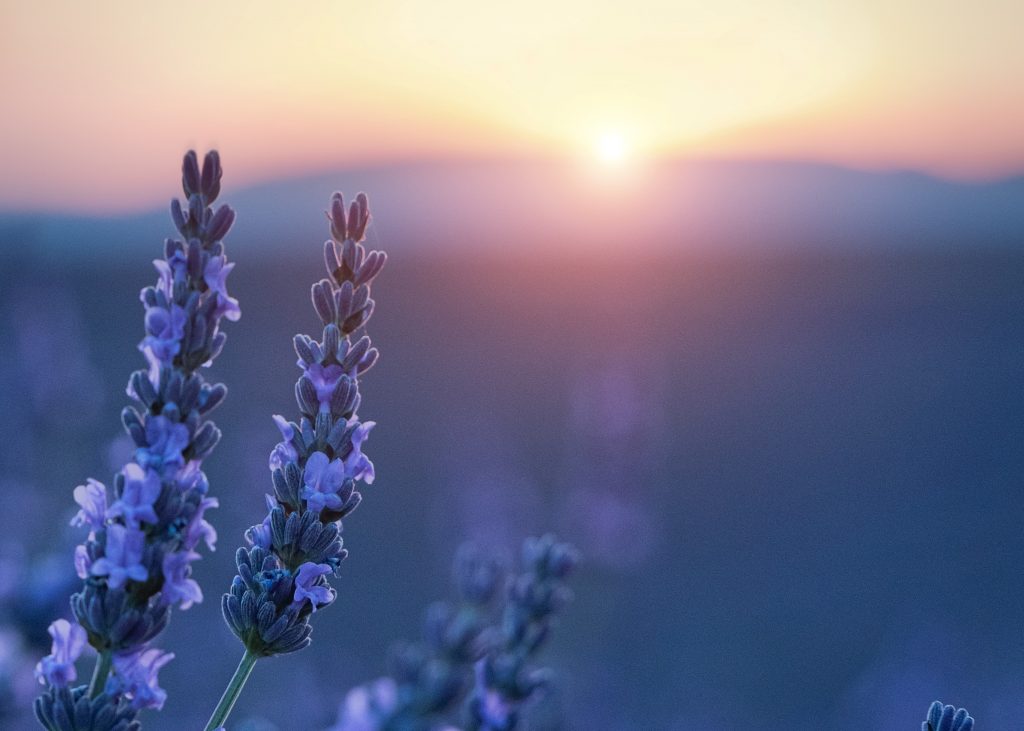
{"left": 330, "top": 544, "right": 502, "bottom": 731}
{"left": 160, "top": 550, "right": 203, "bottom": 609}
{"left": 107, "top": 647, "right": 174, "bottom": 711}
{"left": 465, "top": 536, "right": 580, "bottom": 731}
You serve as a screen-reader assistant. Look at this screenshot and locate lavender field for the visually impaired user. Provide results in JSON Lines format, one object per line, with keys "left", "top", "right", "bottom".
{"left": 3, "top": 238, "right": 1022, "bottom": 728}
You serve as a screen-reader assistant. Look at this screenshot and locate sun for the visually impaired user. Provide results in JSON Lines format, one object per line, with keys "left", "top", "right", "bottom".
{"left": 595, "top": 132, "right": 628, "bottom": 164}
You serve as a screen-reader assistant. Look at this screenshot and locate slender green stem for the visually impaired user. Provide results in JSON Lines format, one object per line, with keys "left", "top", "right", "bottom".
{"left": 204, "top": 650, "right": 258, "bottom": 731}
{"left": 88, "top": 650, "right": 113, "bottom": 698}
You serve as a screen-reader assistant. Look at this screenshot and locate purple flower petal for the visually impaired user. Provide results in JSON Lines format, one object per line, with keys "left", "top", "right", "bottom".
{"left": 34, "top": 620, "right": 86, "bottom": 687}
{"left": 70, "top": 478, "right": 107, "bottom": 531}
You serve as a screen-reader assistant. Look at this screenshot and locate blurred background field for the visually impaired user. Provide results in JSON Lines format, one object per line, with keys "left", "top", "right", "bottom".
{"left": 1, "top": 165, "right": 1023, "bottom": 727}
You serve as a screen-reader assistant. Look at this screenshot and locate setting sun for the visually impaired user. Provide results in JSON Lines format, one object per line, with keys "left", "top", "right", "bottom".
{"left": 596, "top": 133, "right": 628, "bottom": 165}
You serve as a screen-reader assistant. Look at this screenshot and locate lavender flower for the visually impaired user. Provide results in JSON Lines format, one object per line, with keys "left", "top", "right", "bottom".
{"left": 330, "top": 544, "right": 503, "bottom": 731}
{"left": 106, "top": 648, "right": 174, "bottom": 711}
{"left": 70, "top": 480, "right": 107, "bottom": 533}
{"left": 34, "top": 620, "right": 86, "bottom": 689}
{"left": 35, "top": 150, "right": 239, "bottom": 729}
{"left": 465, "top": 536, "right": 580, "bottom": 731}
{"left": 89, "top": 524, "right": 148, "bottom": 590}
{"left": 292, "top": 562, "right": 335, "bottom": 611}
{"left": 302, "top": 451, "right": 348, "bottom": 514}
{"left": 923, "top": 701, "right": 974, "bottom": 731}
{"left": 207, "top": 192, "right": 384, "bottom": 730}
{"left": 334, "top": 678, "right": 398, "bottom": 731}
{"left": 160, "top": 550, "right": 204, "bottom": 609}
{"left": 106, "top": 465, "right": 160, "bottom": 527}
{"left": 34, "top": 686, "right": 140, "bottom": 731}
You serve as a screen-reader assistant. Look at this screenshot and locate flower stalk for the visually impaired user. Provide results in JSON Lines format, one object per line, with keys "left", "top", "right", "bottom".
{"left": 87, "top": 651, "right": 112, "bottom": 699}
{"left": 203, "top": 650, "right": 258, "bottom": 731}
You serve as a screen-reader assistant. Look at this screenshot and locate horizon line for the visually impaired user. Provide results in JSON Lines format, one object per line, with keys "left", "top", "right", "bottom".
{"left": 2, "top": 152, "right": 1023, "bottom": 220}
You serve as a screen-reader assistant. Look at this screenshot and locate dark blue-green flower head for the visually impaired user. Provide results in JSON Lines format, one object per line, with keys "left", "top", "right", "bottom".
{"left": 923, "top": 701, "right": 974, "bottom": 731}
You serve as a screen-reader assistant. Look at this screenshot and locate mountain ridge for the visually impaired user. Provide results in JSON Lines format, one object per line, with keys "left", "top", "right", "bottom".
{"left": 3, "top": 158, "right": 1022, "bottom": 260}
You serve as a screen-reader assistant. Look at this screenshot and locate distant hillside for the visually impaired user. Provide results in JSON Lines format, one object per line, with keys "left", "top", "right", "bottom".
{"left": 3, "top": 159, "right": 1022, "bottom": 261}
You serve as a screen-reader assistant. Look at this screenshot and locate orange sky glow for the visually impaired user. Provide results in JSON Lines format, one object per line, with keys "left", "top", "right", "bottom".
{"left": 1, "top": 0, "right": 1022, "bottom": 212}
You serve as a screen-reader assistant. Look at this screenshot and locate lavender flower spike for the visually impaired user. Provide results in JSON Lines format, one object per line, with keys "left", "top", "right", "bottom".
{"left": 35, "top": 150, "right": 240, "bottom": 731}
{"left": 465, "top": 535, "right": 580, "bottom": 731}
{"left": 330, "top": 544, "right": 503, "bottom": 731}
{"left": 207, "top": 192, "right": 385, "bottom": 731}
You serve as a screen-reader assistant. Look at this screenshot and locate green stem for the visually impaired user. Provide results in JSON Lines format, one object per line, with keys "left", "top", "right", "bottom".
{"left": 204, "top": 650, "right": 258, "bottom": 731}
{"left": 88, "top": 650, "right": 112, "bottom": 698}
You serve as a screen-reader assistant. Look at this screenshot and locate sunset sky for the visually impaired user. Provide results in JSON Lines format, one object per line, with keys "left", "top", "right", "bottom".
{"left": 1, "top": 0, "right": 1022, "bottom": 212}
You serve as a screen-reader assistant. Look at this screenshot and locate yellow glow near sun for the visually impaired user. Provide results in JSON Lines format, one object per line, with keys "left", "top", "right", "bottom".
{"left": 596, "top": 133, "right": 628, "bottom": 164}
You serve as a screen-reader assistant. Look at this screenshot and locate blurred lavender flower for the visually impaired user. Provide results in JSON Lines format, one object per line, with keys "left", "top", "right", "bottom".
{"left": 464, "top": 536, "right": 579, "bottom": 731}
{"left": 330, "top": 544, "right": 503, "bottom": 731}
{"left": 34, "top": 150, "right": 239, "bottom": 730}
{"left": 330, "top": 537, "right": 577, "bottom": 731}
{"left": 923, "top": 701, "right": 974, "bottom": 731}
{"left": 207, "top": 192, "right": 385, "bottom": 730}
{"left": 106, "top": 648, "right": 175, "bottom": 711}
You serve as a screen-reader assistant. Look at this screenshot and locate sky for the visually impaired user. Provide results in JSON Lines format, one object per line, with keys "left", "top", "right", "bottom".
{"left": 1, "top": 0, "right": 1023, "bottom": 212}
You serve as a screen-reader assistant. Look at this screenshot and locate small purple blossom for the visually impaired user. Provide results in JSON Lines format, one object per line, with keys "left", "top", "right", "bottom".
{"left": 153, "top": 250, "right": 187, "bottom": 299}
{"left": 160, "top": 550, "right": 203, "bottom": 609}
{"left": 140, "top": 304, "right": 187, "bottom": 363}
{"left": 306, "top": 363, "right": 344, "bottom": 411}
{"left": 34, "top": 620, "right": 86, "bottom": 688}
{"left": 107, "top": 463, "right": 161, "bottom": 527}
{"left": 108, "top": 647, "right": 174, "bottom": 711}
{"left": 301, "top": 451, "right": 346, "bottom": 513}
{"left": 175, "top": 459, "right": 209, "bottom": 494}
{"left": 344, "top": 421, "right": 376, "bottom": 484}
{"left": 269, "top": 414, "right": 298, "bottom": 471}
{"left": 91, "top": 523, "right": 148, "bottom": 589}
{"left": 183, "top": 495, "right": 219, "bottom": 551}
{"left": 333, "top": 677, "right": 398, "bottom": 731}
{"left": 74, "top": 544, "right": 91, "bottom": 579}
{"left": 136, "top": 415, "right": 190, "bottom": 473}
{"left": 204, "top": 255, "right": 241, "bottom": 322}
{"left": 292, "top": 562, "right": 334, "bottom": 611}
{"left": 474, "top": 660, "right": 513, "bottom": 728}
{"left": 245, "top": 495, "right": 277, "bottom": 549}
{"left": 70, "top": 478, "right": 107, "bottom": 531}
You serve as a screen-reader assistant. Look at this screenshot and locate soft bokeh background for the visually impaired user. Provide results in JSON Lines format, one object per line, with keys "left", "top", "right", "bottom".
{"left": 2, "top": 1, "right": 1024, "bottom": 729}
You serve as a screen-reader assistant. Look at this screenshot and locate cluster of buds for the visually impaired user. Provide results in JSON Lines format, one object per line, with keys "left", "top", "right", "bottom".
{"left": 34, "top": 151, "right": 238, "bottom": 728}
{"left": 923, "top": 701, "right": 974, "bottom": 731}
{"left": 331, "top": 545, "right": 503, "bottom": 731}
{"left": 464, "top": 536, "right": 579, "bottom": 731}
{"left": 221, "top": 192, "right": 385, "bottom": 659}
{"left": 330, "top": 536, "right": 578, "bottom": 731}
